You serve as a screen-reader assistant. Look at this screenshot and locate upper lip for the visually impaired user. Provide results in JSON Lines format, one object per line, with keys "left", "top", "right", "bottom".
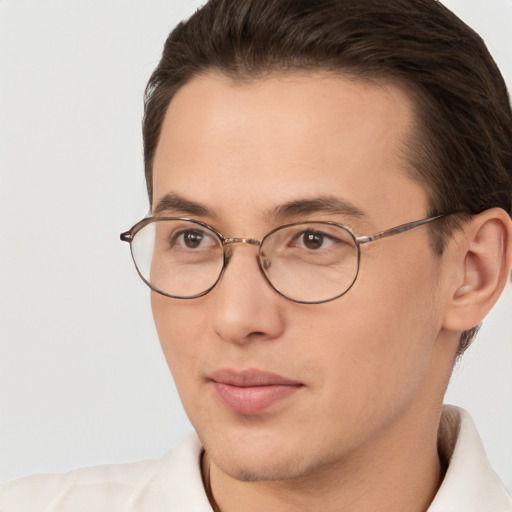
{"left": 210, "top": 368, "right": 302, "bottom": 387}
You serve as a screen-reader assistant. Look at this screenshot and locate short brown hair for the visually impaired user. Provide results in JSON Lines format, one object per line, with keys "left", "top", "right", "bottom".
{"left": 143, "top": 0, "right": 512, "bottom": 352}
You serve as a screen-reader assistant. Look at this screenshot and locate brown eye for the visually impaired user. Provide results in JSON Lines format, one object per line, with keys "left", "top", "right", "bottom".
{"left": 302, "top": 231, "right": 325, "bottom": 250}
{"left": 182, "top": 230, "right": 204, "bottom": 249}
{"left": 169, "top": 229, "right": 211, "bottom": 250}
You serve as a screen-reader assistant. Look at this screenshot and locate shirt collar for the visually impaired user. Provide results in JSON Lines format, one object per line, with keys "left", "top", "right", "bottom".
{"left": 428, "top": 405, "right": 511, "bottom": 511}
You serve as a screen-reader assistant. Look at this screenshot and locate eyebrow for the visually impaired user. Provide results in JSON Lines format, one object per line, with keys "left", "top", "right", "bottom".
{"left": 153, "top": 193, "right": 215, "bottom": 217}
{"left": 268, "top": 195, "right": 366, "bottom": 221}
{"left": 153, "top": 192, "right": 366, "bottom": 223}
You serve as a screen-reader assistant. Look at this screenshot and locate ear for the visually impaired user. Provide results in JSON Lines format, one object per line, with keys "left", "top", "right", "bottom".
{"left": 442, "top": 208, "right": 512, "bottom": 333}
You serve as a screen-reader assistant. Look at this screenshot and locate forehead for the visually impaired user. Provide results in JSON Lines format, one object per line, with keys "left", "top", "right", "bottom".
{"left": 152, "top": 72, "right": 428, "bottom": 228}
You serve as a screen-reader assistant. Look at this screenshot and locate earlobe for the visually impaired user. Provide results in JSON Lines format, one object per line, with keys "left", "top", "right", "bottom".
{"left": 443, "top": 208, "right": 512, "bottom": 333}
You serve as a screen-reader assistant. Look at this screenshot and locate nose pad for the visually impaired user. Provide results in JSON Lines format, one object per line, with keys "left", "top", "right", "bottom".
{"left": 223, "top": 246, "right": 232, "bottom": 263}
{"left": 260, "top": 252, "right": 272, "bottom": 270}
{"left": 215, "top": 242, "right": 263, "bottom": 289}
{"left": 220, "top": 244, "right": 273, "bottom": 287}
{"left": 220, "top": 238, "right": 266, "bottom": 278}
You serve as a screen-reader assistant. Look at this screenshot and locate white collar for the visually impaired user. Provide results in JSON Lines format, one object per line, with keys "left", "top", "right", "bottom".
{"left": 428, "top": 405, "right": 511, "bottom": 511}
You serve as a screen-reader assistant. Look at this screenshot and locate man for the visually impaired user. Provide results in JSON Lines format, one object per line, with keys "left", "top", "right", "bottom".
{"left": 1, "top": 0, "right": 511, "bottom": 510}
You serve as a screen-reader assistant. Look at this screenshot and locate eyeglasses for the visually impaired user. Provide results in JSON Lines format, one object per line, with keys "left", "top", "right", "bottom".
{"left": 120, "top": 214, "right": 453, "bottom": 304}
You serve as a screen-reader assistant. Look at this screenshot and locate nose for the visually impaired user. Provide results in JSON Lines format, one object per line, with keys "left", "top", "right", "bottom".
{"left": 209, "top": 243, "right": 286, "bottom": 345}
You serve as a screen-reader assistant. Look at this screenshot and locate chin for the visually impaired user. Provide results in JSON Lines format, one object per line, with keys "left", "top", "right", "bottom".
{"left": 202, "top": 429, "right": 336, "bottom": 483}
{"left": 215, "top": 452, "right": 312, "bottom": 482}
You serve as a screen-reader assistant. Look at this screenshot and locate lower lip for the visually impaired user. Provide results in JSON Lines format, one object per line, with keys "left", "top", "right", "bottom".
{"left": 211, "top": 382, "right": 302, "bottom": 414}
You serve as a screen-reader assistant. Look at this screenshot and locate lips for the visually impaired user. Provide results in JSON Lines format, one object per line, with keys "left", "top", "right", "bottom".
{"left": 209, "top": 369, "right": 303, "bottom": 414}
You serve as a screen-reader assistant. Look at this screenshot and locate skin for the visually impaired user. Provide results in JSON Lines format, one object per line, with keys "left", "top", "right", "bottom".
{"left": 150, "top": 72, "right": 481, "bottom": 511}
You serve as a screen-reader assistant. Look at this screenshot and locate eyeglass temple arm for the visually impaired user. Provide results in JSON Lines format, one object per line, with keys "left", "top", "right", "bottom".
{"left": 355, "top": 214, "right": 452, "bottom": 244}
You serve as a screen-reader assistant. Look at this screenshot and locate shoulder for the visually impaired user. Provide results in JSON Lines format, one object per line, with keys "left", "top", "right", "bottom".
{"left": 0, "top": 432, "right": 212, "bottom": 512}
{"left": 0, "top": 458, "right": 160, "bottom": 511}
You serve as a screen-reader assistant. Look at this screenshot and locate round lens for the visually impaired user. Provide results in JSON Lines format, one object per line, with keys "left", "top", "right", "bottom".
{"left": 131, "top": 219, "right": 224, "bottom": 298}
{"left": 260, "top": 222, "right": 359, "bottom": 303}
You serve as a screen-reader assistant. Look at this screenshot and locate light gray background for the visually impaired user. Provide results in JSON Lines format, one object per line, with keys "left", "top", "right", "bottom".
{"left": 1, "top": 0, "right": 511, "bottom": 491}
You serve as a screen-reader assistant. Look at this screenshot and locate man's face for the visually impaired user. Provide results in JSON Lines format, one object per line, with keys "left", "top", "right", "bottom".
{"left": 151, "top": 72, "right": 455, "bottom": 481}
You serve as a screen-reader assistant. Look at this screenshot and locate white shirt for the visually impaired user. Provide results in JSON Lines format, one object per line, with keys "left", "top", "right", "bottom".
{"left": 1, "top": 406, "right": 510, "bottom": 511}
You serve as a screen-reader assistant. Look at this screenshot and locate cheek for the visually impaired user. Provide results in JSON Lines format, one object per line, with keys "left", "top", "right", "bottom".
{"left": 357, "top": 236, "right": 443, "bottom": 330}
{"left": 151, "top": 293, "right": 208, "bottom": 379}
{"left": 306, "top": 248, "right": 442, "bottom": 407}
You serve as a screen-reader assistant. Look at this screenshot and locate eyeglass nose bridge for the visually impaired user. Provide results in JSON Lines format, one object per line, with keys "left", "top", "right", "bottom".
{"left": 223, "top": 237, "right": 261, "bottom": 247}
{"left": 220, "top": 237, "right": 269, "bottom": 272}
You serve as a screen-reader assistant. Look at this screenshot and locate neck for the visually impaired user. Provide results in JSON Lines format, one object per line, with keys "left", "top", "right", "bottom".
{"left": 203, "top": 406, "right": 445, "bottom": 512}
